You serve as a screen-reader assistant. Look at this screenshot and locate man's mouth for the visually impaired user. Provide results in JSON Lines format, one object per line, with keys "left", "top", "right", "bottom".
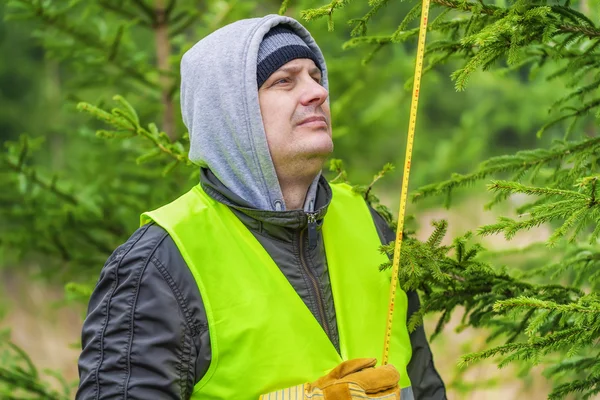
{"left": 297, "top": 115, "right": 328, "bottom": 128}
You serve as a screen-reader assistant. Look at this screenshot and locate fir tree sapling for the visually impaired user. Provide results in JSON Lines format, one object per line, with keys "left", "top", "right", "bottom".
{"left": 302, "top": 0, "right": 600, "bottom": 397}
{"left": 0, "top": 0, "right": 255, "bottom": 395}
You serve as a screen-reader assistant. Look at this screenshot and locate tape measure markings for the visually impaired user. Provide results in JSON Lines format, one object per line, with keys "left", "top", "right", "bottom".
{"left": 381, "top": 0, "right": 431, "bottom": 366}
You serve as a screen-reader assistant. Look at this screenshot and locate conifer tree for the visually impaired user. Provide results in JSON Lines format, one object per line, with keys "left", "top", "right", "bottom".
{"left": 3, "top": 0, "right": 600, "bottom": 398}
{"left": 294, "top": 0, "right": 600, "bottom": 398}
{"left": 0, "top": 0, "right": 276, "bottom": 396}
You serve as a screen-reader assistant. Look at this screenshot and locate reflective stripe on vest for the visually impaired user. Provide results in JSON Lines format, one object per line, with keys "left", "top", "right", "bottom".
{"left": 141, "top": 183, "right": 412, "bottom": 399}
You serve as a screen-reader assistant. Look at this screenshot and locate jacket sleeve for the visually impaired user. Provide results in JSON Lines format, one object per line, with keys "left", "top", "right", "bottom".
{"left": 76, "top": 224, "right": 207, "bottom": 400}
{"left": 368, "top": 207, "right": 447, "bottom": 400}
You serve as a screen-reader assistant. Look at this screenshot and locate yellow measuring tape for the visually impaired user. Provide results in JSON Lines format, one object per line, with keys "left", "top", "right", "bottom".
{"left": 382, "top": 0, "right": 432, "bottom": 365}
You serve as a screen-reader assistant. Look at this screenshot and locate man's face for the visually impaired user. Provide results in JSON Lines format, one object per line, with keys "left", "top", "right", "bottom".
{"left": 258, "top": 58, "right": 333, "bottom": 181}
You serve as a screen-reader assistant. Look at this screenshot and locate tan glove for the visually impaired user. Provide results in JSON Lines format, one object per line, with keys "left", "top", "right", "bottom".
{"left": 259, "top": 358, "right": 401, "bottom": 400}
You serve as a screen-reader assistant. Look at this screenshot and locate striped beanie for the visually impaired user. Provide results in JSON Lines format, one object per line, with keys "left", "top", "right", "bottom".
{"left": 257, "top": 25, "right": 322, "bottom": 88}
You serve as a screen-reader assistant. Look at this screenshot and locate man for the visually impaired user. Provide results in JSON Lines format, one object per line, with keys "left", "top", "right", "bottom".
{"left": 76, "top": 14, "right": 446, "bottom": 400}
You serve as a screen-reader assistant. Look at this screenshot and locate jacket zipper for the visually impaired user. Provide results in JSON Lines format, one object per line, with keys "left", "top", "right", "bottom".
{"left": 299, "top": 213, "right": 331, "bottom": 339}
{"left": 307, "top": 212, "right": 318, "bottom": 250}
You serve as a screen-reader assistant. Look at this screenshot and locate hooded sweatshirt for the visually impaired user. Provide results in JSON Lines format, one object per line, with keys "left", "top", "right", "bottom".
{"left": 180, "top": 14, "right": 327, "bottom": 211}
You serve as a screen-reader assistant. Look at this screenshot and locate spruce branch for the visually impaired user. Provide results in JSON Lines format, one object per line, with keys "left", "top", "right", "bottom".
{"left": 413, "top": 137, "right": 600, "bottom": 204}
{"left": 342, "top": 34, "right": 393, "bottom": 50}
{"left": 396, "top": 3, "right": 422, "bottom": 33}
{"left": 493, "top": 296, "right": 600, "bottom": 314}
{"left": 558, "top": 24, "right": 600, "bottom": 38}
{"left": 549, "top": 378, "right": 600, "bottom": 400}
{"left": 524, "top": 245, "right": 600, "bottom": 288}
{"left": 348, "top": 0, "right": 390, "bottom": 37}
{"left": 77, "top": 95, "right": 191, "bottom": 165}
{"left": 4, "top": 136, "right": 79, "bottom": 206}
{"left": 2, "top": 136, "right": 125, "bottom": 255}
{"left": 10, "top": 0, "right": 159, "bottom": 89}
{"left": 164, "top": 0, "right": 176, "bottom": 19}
{"left": 479, "top": 180, "right": 599, "bottom": 245}
{"left": 538, "top": 98, "right": 600, "bottom": 137}
{"left": 96, "top": 1, "right": 149, "bottom": 27}
{"left": 478, "top": 201, "right": 583, "bottom": 239}
{"left": 130, "top": 0, "right": 156, "bottom": 24}
{"left": 328, "top": 159, "right": 348, "bottom": 184}
{"left": 279, "top": 0, "right": 291, "bottom": 15}
{"left": 300, "top": 0, "right": 354, "bottom": 31}
{"left": 341, "top": 162, "right": 398, "bottom": 229}
{"left": 426, "top": 220, "right": 448, "bottom": 248}
{"left": 0, "top": 337, "right": 70, "bottom": 400}
{"left": 364, "top": 163, "right": 394, "bottom": 200}
{"left": 107, "top": 24, "right": 125, "bottom": 62}
{"left": 0, "top": 366, "right": 67, "bottom": 400}
{"left": 168, "top": 10, "right": 201, "bottom": 37}
{"left": 551, "top": 78, "right": 600, "bottom": 110}
{"left": 551, "top": 5, "right": 595, "bottom": 27}
{"left": 458, "top": 327, "right": 582, "bottom": 367}
{"left": 384, "top": 220, "right": 588, "bottom": 345}
{"left": 431, "top": 0, "right": 503, "bottom": 16}
{"left": 487, "top": 180, "right": 588, "bottom": 200}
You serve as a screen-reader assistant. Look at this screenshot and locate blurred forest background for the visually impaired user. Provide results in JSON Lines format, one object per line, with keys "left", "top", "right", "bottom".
{"left": 1, "top": 0, "right": 598, "bottom": 398}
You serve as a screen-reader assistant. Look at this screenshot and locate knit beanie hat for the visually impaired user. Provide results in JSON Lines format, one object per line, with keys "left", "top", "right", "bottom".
{"left": 257, "top": 25, "right": 322, "bottom": 88}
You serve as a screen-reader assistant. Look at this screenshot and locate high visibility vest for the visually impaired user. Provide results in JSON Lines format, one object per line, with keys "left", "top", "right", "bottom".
{"left": 141, "top": 183, "right": 412, "bottom": 399}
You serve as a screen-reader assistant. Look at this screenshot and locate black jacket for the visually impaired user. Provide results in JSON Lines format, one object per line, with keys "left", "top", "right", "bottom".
{"left": 76, "top": 170, "right": 446, "bottom": 399}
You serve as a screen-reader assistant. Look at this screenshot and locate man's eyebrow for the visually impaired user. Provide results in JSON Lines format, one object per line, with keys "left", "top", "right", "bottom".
{"left": 309, "top": 67, "right": 322, "bottom": 76}
{"left": 274, "top": 65, "right": 322, "bottom": 76}
{"left": 274, "top": 65, "right": 301, "bottom": 75}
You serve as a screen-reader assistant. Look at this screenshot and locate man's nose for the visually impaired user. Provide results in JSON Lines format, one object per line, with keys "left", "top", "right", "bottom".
{"left": 300, "top": 78, "right": 328, "bottom": 107}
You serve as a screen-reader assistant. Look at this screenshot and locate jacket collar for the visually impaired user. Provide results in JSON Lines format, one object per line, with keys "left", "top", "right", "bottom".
{"left": 200, "top": 168, "right": 331, "bottom": 242}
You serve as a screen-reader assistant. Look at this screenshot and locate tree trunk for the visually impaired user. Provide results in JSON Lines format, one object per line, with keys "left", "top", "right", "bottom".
{"left": 154, "top": 0, "right": 176, "bottom": 141}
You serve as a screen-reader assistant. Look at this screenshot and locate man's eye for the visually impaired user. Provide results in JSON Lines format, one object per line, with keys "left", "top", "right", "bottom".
{"left": 274, "top": 77, "right": 290, "bottom": 85}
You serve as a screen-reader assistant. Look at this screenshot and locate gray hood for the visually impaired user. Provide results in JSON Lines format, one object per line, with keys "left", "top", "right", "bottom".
{"left": 180, "top": 15, "right": 329, "bottom": 211}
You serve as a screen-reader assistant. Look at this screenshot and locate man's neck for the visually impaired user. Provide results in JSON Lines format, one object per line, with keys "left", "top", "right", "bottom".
{"left": 276, "top": 163, "right": 323, "bottom": 211}
{"left": 279, "top": 170, "right": 322, "bottom": 211}
{"left": 280, "top": 180, "right": 311, "bottom": 210}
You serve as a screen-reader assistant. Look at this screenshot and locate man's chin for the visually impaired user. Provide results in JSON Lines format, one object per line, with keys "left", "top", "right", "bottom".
{"left": 306, "top": 147, "right": 334, "bottom": 160}
{"left": 306, "top": 136, "right": 334, "bottom": 156}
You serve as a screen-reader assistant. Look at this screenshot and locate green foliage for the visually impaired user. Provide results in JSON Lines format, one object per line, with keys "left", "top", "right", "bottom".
{"left": 480, "top": 178, "right": 600, "bottom": 246}
{"left": 375, "top": 218, "right": 599, "bottom": 398}
{"left": 298, "top": 1, "right": 567, "bottom": 190}
{"left": 0, "top": 0, "right": 279, "bottom": 274}
{"left": 77, "top": 95, "right": 192, "bottom": 170}
{"left": 0, "top": 0, "right": 282, "bottom": 395}
{"left": 4, "top": 0, "right": 600, "bottom": 397}
{"left": 353, "top": 162, "right": 398, "bottom": 228}
{"left": 301, "top": 0, "right": 354, "bottom": 31}
{"left": 0, "top": 329, "right": 72, "bottom": 399}
{"left": 0, "top": 2, "right": 46, "bottom": 143}
{"left": 301, "top": 0, "right": 600, "bottom": 397}
{"left": 413, "top": 137, "right": 600, "bottom": 208}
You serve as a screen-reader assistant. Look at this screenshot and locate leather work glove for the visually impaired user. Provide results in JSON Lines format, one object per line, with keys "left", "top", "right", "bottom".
{"left": 259, "top": 358, "right": 401, "bottom": 400}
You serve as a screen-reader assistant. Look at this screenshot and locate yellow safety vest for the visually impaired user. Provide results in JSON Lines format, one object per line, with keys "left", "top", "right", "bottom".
{"left": 141, "top": 183, "right": 412, "bottom": 399}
